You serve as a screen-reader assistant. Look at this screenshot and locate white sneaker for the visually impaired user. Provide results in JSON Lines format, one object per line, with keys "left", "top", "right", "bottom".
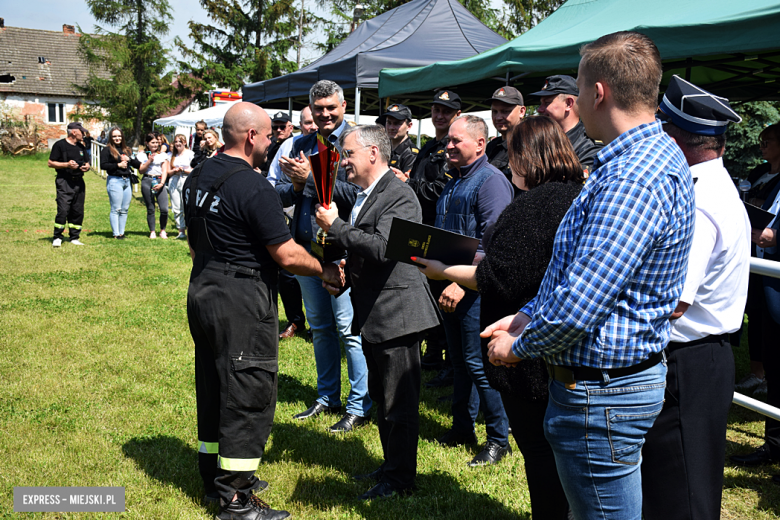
{"left": 52, "top": 238, "right": 62, "bottom": 248}
{"left": 735, "top": 373, "right": 764, "bottom": 392}
{"left": 754, "top": 380, "right": 768, "bottom": 396}
{"left": 70, "top": 239, "right": 85, "bottom": 246}
{"left": 150, "top": 231, "right": 157, "bottom": 239}
{"left": 176, "top": 232, "right": 187, "bottom": 240}
{"left": 160, "top": 230, "right": 168, "bottom": 239}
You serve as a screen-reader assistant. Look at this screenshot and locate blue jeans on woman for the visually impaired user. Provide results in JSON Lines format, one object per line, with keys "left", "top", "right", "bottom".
{"left": 106, "top": 175, "right": 132, "bottom": 237}
{"left": 544, "top": 359, "right": 667, "bottom": 520}
{"left": 441, "top": 290, "right": 508, "bottom": 446}
{"left": 296, "top": 274, "right": 371, "bottom": 417}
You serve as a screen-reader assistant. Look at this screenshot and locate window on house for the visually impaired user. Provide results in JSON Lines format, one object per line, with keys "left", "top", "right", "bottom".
{"left": 47, "top": 103, "right": 65, "bottom": 123}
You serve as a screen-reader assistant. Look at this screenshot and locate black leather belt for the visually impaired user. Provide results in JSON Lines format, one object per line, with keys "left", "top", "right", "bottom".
{"left": 547, "top": 351, "right": 665, "bottom": 388}
{"left": 666, "top": 333, "right": 729, "bottom": 353}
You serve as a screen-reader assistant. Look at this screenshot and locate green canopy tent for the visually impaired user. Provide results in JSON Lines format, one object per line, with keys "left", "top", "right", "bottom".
{"left": 378, "top": 0, "right": 780, "bottom": 104}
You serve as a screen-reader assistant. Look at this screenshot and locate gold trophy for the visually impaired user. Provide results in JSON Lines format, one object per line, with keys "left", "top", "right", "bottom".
{"left": 309, "top": 134, "right": 344, "bottom": 262}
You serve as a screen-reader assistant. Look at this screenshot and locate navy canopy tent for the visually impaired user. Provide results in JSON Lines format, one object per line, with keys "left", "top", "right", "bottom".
{"left": 242, "top": 0, "right": 507, "bottom": 121}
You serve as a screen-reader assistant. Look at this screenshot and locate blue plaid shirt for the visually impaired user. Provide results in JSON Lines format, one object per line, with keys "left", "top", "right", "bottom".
{"left": 512, "top": 121, "right": 695, "bottom": 368}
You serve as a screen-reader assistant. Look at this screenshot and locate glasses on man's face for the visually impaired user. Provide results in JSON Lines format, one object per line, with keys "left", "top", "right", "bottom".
{"left": 341, "top": 145, "right": 371, "bottom": 159}
{"left": 761, "top": 140, "right": 774, "bottom": 149}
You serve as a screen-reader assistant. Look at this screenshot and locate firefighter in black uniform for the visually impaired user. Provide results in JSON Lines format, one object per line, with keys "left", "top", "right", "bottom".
{"left": 396, "top": 90, "right": 461, "bottom": 376}
{"left": 384, "top": 103, "right": 418, "bottom": 175}
{"left": 398, "top": 90, "right": 461, "bottom": 227}
{"left": 485, "top": 86, "right": 526, "bottom": 185}
{"left": 183, "top": 102, "right": 343, "bottom": 520}
{"left": 530, "top": 75, "right": 603, "bottom": 175}
{"left": 260, "top": 112, "right": 295, "bottom": 176}
{"left": 48, "top": 122, "right": 91, "bottom": 247}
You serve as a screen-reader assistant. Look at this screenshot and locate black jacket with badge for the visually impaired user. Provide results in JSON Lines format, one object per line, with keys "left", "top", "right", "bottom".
{"left": 407, "top": 136, "right": 450, "bottom": 225}
{"left": 328, "top": 171, "right": 440, "bottom": 343}
{"left": 390, "top": 138, "right": 418, "bottom": 174}
{"left": 485, "top": 137, "right": 511, "bottom": 183}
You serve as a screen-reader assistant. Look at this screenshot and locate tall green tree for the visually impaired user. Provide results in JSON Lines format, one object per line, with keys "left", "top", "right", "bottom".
{"left": 76, "top": 0, "right": 179, "bottom": 144}
{"left": 496, "top": 0, "right": 565, "bottom": 38}
{"left": 724, "top": 101, "right": 780, "bottom": 177}
{"left": 176, "top": 0, "right": 312, "bottom": 105}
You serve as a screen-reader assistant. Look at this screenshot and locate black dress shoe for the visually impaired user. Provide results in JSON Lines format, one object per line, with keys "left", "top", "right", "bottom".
{"left": 730, "top": 444, "right": 776, "bottom": 466}
{"left": 437, "top": 429, "right": 478, "bottom": 447}
{"left": 353, "top": 467, "right": 384, "bottom": 482}
{"left": 469, "top": 441, "right": 512, "bottom": 467}
{"left": 357, "top": 481, "right": 414, "bottom": 500}
{"left": 330, "top": 413, "right": 370, "bottom": 433}
{"left": 425, "top": 366, "right": 454, "bottom": 388}
{"left": 216, "top": 493, "right": 289, "bottom": 520}
{"left": 293, "top": 401, "right": 341, "bottom": 420}
{"left": 205, "top": 481, "right": 268, "bottom": 503}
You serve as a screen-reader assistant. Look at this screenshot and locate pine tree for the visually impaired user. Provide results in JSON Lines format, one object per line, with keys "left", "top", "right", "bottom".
{"left": 176, "top": 0, "right": 311, "bottom": 105}
{"left": 497, "top": 0, "right": 566, "bottom": 38}
{"left": 76, "top": 0, "right": 179, "bottom": 144}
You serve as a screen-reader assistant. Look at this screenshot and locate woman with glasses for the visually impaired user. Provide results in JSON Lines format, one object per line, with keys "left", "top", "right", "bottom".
{"left": 138, "top": 133, "right": 171, "bottom": 239}
{"left": 162, "top": 134, "right": 194, "bottom": 239}
{"left": 100, "top": 127, "right": 141, "bottom": 239}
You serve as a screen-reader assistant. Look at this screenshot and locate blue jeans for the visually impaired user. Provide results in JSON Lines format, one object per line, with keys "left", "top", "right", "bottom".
{"left": 441, "top": 291, "right": 508, "bottom": 445}
{"left": 544, "top": 360, "right": 667, "bottom": 520}
{"left": 106, "top": 176, "right": 132, "bottom": 236}
{"left": 296, "top": 274, "right": 371, "bottom": 417}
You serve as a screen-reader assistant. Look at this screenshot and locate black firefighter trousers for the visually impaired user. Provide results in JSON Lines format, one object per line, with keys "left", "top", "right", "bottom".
{"left": 187, "top": 255, "right": 279, "bottom": 503}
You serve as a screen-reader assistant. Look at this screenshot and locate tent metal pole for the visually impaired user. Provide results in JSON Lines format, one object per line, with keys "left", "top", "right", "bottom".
{"left": 417, "top": 118, "right": 422, "bottom": 148}
{"left": 288, "top": 97, "right": 293, "bottom": 118}
{"left": 354, "top": 87, "right": 361, "bottom": 125}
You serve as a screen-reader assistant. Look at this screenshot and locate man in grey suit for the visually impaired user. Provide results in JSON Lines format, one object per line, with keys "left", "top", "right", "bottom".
{"left": 315, "top": 125, "right": 440, "bottom": 500}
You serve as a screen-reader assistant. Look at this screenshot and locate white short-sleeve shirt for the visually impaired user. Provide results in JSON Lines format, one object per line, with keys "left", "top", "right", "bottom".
{"left": 670, "top": 157, "right": 751, "bottom": 342}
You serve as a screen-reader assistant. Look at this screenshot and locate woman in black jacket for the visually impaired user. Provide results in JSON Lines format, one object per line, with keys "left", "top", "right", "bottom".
{"left": 417, "top": 115, "right": 584, "bottom": 519}
{"left": 100, "top": 127, "right": 141, "bottom": 239}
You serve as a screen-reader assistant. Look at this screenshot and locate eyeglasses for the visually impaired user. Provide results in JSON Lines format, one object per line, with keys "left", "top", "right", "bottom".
{"left": 761, "top": 140, "right": 774, "bottom": 148}
{"left": 341, "top": 145, "right": 372, "bottom": 159}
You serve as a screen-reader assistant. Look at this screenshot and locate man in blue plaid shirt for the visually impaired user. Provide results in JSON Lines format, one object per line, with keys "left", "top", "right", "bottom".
{"left": 485, "top": 31, "right": 695, "bottom": 519}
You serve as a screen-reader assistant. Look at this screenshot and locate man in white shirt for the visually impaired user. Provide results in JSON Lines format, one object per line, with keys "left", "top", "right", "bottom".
{"left": 641, "top": 75, "right": 748, "bottom": 520}
{"left": 266, "top": 106, "right": 316, "bottom": 187}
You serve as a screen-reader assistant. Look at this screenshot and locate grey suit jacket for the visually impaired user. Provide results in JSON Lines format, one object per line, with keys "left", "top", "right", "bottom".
{"left": 329, "top": 170, "right": 441, "bottom": 344}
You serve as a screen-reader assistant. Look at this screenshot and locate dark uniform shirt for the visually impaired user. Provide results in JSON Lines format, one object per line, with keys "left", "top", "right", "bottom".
{"left": 390, "top": 138, "right": 418, "bottom": 174}
{"left": 566, "top": 120, "right": 603, "bottom": 175}
{"left": 408, "top": 136, "right": 450, "bottom": 225}
{"left": 183, "top": 154, "right": 291, "bottom": 270}
{"left": 485, "top": 137, "right": 511, "bottom": 183}
{"left": 260, "top": 136, "right": 288, "bottom": 177}
{"left": 49, "top": 139, "right": 87, "bottom": 178}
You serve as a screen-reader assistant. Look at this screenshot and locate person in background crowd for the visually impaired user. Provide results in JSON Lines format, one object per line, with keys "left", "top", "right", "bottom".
{"left": 530, "top": 74, "right": 603, "bottom": 174}
{"left": 484, "top": 86, "right": 526, "bottom": 183}
{"left": 100, "top": 126, "right": 141, "bottom": 239}
{"left": 191, "top": 129, "right": 221, "bottom": 168}
{"left": 404, "top": 90, "right": 462, "bottom": 381}
{"left": 98, "top": 130, "right": 107, "bottom": 145}
{"left": 183, "top": 101, "right": 345, "bottom": 520}
{"left": 485, "top": 32, "right": 695, "bottom": 519}
{"left": 642, "top": 75, "right": 749, "bottom": 520}
{"left": 48, "top": 122, "right": 91, "bottom": 247}
{"left": 383, "top": 103, "right": 418, "bottom": 175}
{"left": 416, "top": 115, "right": 583, "bottom": 519}
{"left": 267, "top": 107, "right": 316, "bottom": 341}
{"left": 315, "top": 125, "right": 440, "bottom": 500}
{"left": 156, "top": 132, "right": 170, "bottom": 153}
{"left": 275, "top": 80, "right": 371, "bottom": 433}
{"left": 83, "top": 129, "right": 93, "bottom": 163}
{"left": 190, "top": 120, "right": 207, "bottom": 154}
{"left": 163, "top": 134, "right": 195, "bottom": 240}
{"left": 434, "top": 115, "right": 513, "bottom": 467}
{"left": 261, "top": 112, "right": 295, "bottom": 176}
{"left": 138, "top": 133, "right": 171, "bottom": 239}
{"left": 730, "top": 122, "right": 780, "bottom": 474}
{"left": 734, "top": 123, "right": 780, "bottom": 396}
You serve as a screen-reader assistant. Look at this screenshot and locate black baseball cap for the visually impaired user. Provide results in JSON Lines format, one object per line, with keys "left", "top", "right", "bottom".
{"left": 432, "top": 90, "right": 461, "bottom": 110}
{"left": 658, "top": 75, "right": 741, "bottom": 136}
{"left": 383, "top": 103, "right": 413, "bottom": 121}
{"left": 487, "top": 86, "right": 524, "bottom": 106}
{"left": 529, "top": 75, "right": 579, "bottom": 97}
{"left": 67, "top": 122, "right": 87, "bottom": 134}
{"left": 272, "top": 112, "right": 292, "bottom": 124}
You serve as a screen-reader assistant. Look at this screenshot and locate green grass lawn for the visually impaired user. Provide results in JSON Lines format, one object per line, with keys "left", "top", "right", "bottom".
{"left": 0, "top": 153, "right": 778, "bottom": 519}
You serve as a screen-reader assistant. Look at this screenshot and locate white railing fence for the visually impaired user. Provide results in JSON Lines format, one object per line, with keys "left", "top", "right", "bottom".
{"left": 732, "top": 257, "right": 780, "bottom": 419}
